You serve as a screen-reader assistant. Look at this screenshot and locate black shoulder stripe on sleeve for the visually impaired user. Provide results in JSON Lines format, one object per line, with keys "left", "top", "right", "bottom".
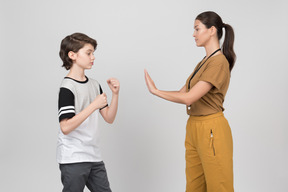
{"left": 58, "top": 87, "right": 75, "bottom": 122}
{"left": 99, "top": 84, "right": 103, "bottom": 94}
{"left": 98, "top": 84, "right": 108, "bottom": 110}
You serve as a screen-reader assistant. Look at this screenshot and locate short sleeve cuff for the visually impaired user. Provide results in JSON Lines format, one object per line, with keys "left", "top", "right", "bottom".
{"left": 100, "top": 104, "right": 108, "bottom": 110}
{"left": 58, "top": 106, "right": 75, "bottom": 122}
{"left": 98, "top": 84, "right": 108, "bottom": 110}
{"left": 58, "top": 87, "right": 75, "bottom": 122}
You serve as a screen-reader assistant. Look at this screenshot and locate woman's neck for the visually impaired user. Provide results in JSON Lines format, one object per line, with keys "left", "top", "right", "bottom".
{"left": 204, "top": 40, "right": 221, "bottom": 58}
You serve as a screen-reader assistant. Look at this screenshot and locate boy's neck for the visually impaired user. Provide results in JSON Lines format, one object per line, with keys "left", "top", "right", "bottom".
{"left": 67, "top": 66, "right": 86, "bottom": 82}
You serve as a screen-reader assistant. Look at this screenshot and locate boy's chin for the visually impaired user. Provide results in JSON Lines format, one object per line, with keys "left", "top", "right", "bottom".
{"left": 85, "top": 66, "right": 93, "bottom": 69}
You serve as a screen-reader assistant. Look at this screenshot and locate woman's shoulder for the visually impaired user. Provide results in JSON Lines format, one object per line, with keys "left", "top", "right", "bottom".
{"left": 206, "top": 54, "right": 229, "bottom": 70}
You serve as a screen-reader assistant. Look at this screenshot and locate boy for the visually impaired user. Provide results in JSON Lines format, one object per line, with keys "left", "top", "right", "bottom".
{"left": 57, "top": 32, "right": 119, "bottom": 192}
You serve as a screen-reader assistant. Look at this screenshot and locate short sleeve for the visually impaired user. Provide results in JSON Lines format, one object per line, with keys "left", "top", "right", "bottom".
{"left": 99, "top": 84, "right": 108, "bottom": 110}
{"left": 99, "top": 84, "right": 103, "bottom": 94}
{"left": 199, "top": 64, "right": 229, "bottom": 90}
{"left": 58, "top": 87, "right": 75, "bottom": 122}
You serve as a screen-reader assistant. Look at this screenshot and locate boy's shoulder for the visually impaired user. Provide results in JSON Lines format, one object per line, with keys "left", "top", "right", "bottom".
{"left": 60, "top": 77, "right": 72, "bottom": 88}
{"left": 59, "top": 76, "right": 101, "bottom": 91}
{"left": 87, "top": 77, "right": 103, "bottom": 90}
{"left": 59, "top": 77, "right": 76, "bottom": 91}
{"left": 87, "top": 77, "right": 100, "bottom": 85}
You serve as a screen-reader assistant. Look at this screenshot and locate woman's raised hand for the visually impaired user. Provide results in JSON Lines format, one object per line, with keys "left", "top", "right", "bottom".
{"left": 144, "top": 69, "right": 157, "bottom": 95}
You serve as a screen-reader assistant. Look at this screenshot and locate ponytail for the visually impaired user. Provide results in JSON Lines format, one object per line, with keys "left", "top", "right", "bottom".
{"left": 196, "top": 11, "right": 236, "bottom": 72}
{"left": 222, "top": 24, "right": 236, "bottom": 71}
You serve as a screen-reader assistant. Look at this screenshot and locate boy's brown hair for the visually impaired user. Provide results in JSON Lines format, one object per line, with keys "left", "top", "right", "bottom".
{"left": 59, "top": 33, "right": 97, "bottom": 70}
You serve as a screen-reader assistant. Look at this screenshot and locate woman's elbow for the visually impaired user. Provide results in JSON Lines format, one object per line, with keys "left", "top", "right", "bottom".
{"left": 183, "top": 98, "right": 193, "bottom": 106}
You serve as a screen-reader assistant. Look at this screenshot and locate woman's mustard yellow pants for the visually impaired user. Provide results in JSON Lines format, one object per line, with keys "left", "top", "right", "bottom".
{"left": 185, "top": 112, "right": 234, "bottom": 192}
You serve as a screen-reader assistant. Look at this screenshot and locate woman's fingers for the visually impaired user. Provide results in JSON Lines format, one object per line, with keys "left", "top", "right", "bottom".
{"left": 144, "top": 70, "right": 151, "bottom": 87}
{"left": 144, "top": 69, "right": 156, "bottom": 94}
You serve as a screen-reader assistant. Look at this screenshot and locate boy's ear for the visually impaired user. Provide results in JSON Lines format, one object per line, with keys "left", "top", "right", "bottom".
{"left": 68, "top": 51, "right": 77, "bottom": 60}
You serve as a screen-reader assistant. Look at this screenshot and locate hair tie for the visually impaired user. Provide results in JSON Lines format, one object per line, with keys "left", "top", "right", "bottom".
{"left": 222, "top": 23, "right": 226, "bottom": 28}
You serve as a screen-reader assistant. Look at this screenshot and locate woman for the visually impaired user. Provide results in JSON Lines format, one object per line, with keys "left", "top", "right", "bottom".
{"left": 144, "top": 11, "right": 236, "bottom": 192}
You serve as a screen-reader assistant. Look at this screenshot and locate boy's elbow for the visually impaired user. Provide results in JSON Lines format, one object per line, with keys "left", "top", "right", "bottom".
{"left": 106, "top": 118, "right": 114, "bottom": 124}
{"left": 104, "top": 115, "right": 116, "bottom": 124}
{"left": 60, "top": 120, "right": 71, "bottom": 135}
{"left": 61, "top": 126, "right": 70, "bottom": 135}
{"left": 102, "top": 112, "right": 116, "bottom": 124}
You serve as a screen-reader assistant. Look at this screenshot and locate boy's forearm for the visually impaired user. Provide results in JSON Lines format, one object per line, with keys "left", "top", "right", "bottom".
{"left": 102, "top": 93, "right": 119, "bottom": 124}
{"left": 60, "top": 102, "right": 98, "bottom": 135}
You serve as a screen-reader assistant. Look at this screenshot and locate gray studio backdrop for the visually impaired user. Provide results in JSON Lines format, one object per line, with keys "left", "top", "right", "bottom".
{"left": 1, "top": 0, "right": 287, "bottom": 191}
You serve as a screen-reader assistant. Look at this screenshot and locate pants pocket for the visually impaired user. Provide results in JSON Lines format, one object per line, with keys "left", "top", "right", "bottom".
{"left": 210, "top": 130, "right": 216, "bottom": 156}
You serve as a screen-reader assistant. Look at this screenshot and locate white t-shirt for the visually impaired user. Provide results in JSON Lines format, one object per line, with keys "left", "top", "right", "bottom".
{"left": 57, "top": 76, "right": 107, "bottom": 164}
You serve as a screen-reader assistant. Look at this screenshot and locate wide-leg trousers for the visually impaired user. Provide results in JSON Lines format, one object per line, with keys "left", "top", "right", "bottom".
{"left": 185, "top": 112, "right": 234, "bottom": 192}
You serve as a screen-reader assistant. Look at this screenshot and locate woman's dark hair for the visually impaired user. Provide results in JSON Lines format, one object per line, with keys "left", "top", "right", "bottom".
{"left": 59, "top": 33, "right": 97, "bottom": 70}
{"left": 196, "top": 11, "right": 236, "bottom": 71}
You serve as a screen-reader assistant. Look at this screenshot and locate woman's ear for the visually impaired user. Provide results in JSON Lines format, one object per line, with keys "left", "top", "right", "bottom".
{"left": 210, "top": 26, "right": 217, "bottom": 37}
{"left": 68, "top": 51, "right": 76, "bottom": 60}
